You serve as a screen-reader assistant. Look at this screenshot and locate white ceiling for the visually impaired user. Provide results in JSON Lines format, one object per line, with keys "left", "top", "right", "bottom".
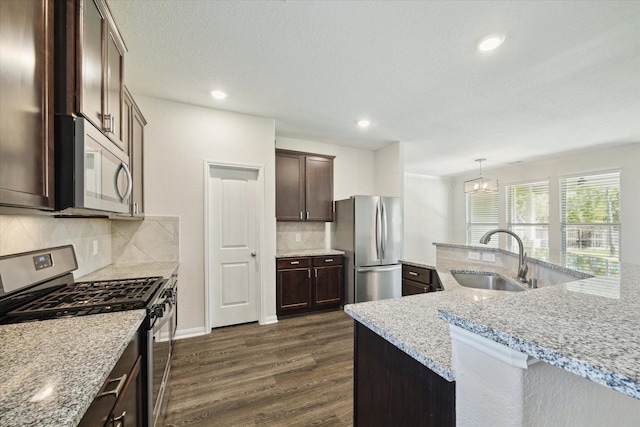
{"left": 108, "top": 1, "right": 640, "bottom": 176}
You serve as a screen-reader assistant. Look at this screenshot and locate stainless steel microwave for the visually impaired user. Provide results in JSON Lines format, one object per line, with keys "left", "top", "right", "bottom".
{"left": 56, "top": 115, "right": 132, "bottom": 215}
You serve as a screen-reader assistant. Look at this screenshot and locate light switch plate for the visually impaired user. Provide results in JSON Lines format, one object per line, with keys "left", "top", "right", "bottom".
{"left": 468, "top": 251, "right": 480, "bottom": 260}
{"left": 482, "top": 252, "right": 496, "bottom": 262}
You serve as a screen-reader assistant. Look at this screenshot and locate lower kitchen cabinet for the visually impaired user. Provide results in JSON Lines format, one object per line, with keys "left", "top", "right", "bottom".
{"left": 402, "top": 264, "right": 442, "bottom": 296}
{"left": 79, "top": 331, "right": 142, "bottom": 427}
{"left": 354, "top": 321, "right": 455, "bottom": 426}
{"left": 276, "top": 255, "right": 344, "bottom": 316}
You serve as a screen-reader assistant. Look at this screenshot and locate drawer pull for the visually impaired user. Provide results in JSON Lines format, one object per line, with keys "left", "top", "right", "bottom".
{"left": 325, "top": 259, "right": 334, "bottom": 262}
{"left": 290, "top": 261, "right": 300, "bottom": 265}
{"left": 97, "top": 374, "right": 127, "bottom": 399}
{"left": 408, "top": 271, "right": 419, "bottom": 276}
{"left": 112, "top": 411, "right": 126, "bottom": 427}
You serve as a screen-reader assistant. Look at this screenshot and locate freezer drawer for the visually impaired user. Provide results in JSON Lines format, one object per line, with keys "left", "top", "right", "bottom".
{"left": 355, "top": 264, "right": 401, "bottom": 303}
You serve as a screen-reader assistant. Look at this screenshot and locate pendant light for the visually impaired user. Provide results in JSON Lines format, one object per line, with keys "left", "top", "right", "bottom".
{"left": 464, "top": 159, "right": 498, "bottom": 193}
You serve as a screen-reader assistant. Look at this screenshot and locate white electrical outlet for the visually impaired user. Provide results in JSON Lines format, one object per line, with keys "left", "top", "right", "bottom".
{"left": 295, "top": 233, "right": 301, "bottom": 242}
{"left": 92, "top": 240, "right": 99, "bottom": 255}
{"left": 482, "top": 252, "right": 496, "bottom": 262}
{"left": 467, "top": 251, "right": 480, "bottom": 260}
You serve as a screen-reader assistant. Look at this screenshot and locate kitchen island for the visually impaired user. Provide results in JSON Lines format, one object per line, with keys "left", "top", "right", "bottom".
{"left": 345, "top": 244, "right": 640, "bottom": 425}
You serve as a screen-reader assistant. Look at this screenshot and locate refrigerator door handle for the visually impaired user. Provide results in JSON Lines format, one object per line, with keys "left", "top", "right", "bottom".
{"left": 375, "top": 202, "right": 382, "bottom": 260}
{"left": 381, "top": 201, "right": 387, "bottom": 259}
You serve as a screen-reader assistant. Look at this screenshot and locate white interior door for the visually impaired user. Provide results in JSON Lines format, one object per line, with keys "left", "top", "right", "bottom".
{"left": 208, "top": 165, "right": 260, "bottom": 328}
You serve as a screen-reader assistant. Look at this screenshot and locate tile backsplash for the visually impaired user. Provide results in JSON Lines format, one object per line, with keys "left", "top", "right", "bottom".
{"left": 277, "top": 221, "right": 327, "bottom": 251}
{"left": 0, "top": 215, "right": 179, "bottom": 278}
{"left": 111, "top": 216, "right": 179, "bottom": 263}
{"left": 0, "top": 215, "right": 112, "bottom": 277}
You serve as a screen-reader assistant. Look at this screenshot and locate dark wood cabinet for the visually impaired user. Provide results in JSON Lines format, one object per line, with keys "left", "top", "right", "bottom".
{"left": 0, "top": 0, "right": 55, "bottom": 210}
{"left": 354, "top": 321, "right": 455, "bottom": 426}
{"left": 276, "top": 255, "right": 344, "bottom": 315}
{"left": 276, "top": 149, "right": 334, "bottom": 221}
{"left": 123, "top": 87, "right": 146, "bottom": 218}
{"left": 56, "top": 0, "right": 127, "bottom": 151}
{"left": 79, "top": 331, "right": 142, "bottom": 427}
{"left": 402, "top": 264, "right": 441, "bottom": 296}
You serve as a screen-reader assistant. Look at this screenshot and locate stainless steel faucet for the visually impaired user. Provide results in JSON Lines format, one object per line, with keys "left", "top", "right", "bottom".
{"left": 479, "top": 229, "right": 528, "bottom": 283}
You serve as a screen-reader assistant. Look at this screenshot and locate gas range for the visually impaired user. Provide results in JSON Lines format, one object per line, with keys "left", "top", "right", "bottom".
{"left": 0, "top": 245, "right": 166, "bottom": 324}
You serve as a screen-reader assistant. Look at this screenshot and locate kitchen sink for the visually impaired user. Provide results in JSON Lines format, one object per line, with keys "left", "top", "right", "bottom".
{"left": 451, "top": 271, "right": 525, "bottom": 292}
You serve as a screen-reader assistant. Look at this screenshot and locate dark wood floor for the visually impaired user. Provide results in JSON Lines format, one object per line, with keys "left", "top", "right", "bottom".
{"left": 164, "top": 310, "right": 354, "bottom": 426}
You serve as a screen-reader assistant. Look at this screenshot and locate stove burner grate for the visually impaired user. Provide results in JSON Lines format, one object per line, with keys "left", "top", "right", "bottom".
{"left": 7, "top": 277, "right": 163, "bottom": 318}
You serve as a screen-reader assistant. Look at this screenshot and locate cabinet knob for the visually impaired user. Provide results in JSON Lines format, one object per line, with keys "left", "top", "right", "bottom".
{"left": 409, "top": 271, "right": 419, "bottom": 276}
{"left": 251, "top": 252, "right": 256, "bottom": 257}
{"left": 325, "top": 259, "right": 333, "bottom": 262}
{"left": 290, "top": 261, "right": 300, "bottom": 265}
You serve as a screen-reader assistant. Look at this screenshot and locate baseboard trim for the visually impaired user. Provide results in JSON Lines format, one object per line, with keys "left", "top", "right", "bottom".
{"left": 260, "top": 315, "right": 278, "bottom": 325}
{"left": 175, "top": 326, "right": 207, "bottom": 340}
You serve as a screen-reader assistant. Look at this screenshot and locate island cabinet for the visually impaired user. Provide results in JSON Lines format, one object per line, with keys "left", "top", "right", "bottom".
{"left": 276, "top": 149, "right": 335, "bottom": 221}
{"left": 55, "top": 0, "right": 127, "bottom": 151}
{"left": 354, "top": 322, "right": 455, "bottom": 426}
{"left": 276, "top": 255, "right": 344, "bottom": 316}
{"left": 402, "top": 264, "right": 442, "bottom": 296}
{"left": 0, "top": 0, "right": 55, "bottom": 211}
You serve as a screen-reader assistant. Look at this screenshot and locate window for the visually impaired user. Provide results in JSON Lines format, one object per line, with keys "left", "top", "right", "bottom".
{"left": 506, "top": 181, "right": 549, "bottom": 261}
{"left": 466, "top": 192, "right": 499, "bottom": 247}
{"left": 561, "top": 171, "right": 620, "bottom": 277}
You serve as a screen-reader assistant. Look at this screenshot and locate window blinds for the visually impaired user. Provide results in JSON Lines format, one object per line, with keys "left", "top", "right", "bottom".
{"left": 560, "top": 171, "right": 620, "bottom": 276}
{"left": 506, "top": 181, "right": 549, "bottom": 260}
{"left": 466, "top": 192, "right": 499, "bottom": 246}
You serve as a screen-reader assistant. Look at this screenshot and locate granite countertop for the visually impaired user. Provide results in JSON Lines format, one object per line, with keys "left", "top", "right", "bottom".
{"left": 400, "top": 258, "right": 437, "bottom": 270}
{"left": 346, "top": 256, "right": 640, "bottom": 400}
{"left": 276, "top": 248, "right": 345, "bottom": 258}
{"left": 345, "top": 259, "right": 522, "bottom": 381}
{"left": 438, "top": 263, "right": 640, "bottom": 400}
{"left": 0, "top": 310, "right": 146, "bottom": 427}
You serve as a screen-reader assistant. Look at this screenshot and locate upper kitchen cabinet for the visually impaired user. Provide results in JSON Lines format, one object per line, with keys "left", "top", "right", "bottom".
{"left": 276, "top": 149, "right": 335, "bottom": 221}
{"left": 55, "top": 0, "right": 127, "bottom": 152}
{"left": 123, "top": 87, "right": 146, "bottom": 217}
{"left": 0, "top": 0, "right": 55, "bottom": 210}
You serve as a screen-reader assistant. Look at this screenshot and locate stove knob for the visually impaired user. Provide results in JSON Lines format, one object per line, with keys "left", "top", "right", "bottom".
{"left": 163, "top": 289, "right": 174, "bottom": 299}
{"left": 154, "top": 305, "right": 165, "bottom": 318}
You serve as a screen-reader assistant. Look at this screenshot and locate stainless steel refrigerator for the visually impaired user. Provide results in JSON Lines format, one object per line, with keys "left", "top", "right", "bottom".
{"left": 334, "top": 196, "right": 403, "bottom": 304}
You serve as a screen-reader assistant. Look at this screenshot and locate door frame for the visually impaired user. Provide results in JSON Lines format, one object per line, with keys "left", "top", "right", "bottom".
{"left": 204, "top": 160, "right": 266, "bottom": 331}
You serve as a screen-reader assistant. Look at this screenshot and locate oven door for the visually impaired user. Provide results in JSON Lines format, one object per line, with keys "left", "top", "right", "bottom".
{"left": 147, "top": 295, "right": 175, "bottom": 427}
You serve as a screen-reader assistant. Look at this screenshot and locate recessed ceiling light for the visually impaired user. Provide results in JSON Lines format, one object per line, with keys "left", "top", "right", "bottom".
{"left": 358, "top": 119, "right": 371, "bottom": 128}
{"left": 211, "top": 90, "right": 227, "bottom": 99}
{"left": 478, "top": 34, "right": 505, "bottom": 52}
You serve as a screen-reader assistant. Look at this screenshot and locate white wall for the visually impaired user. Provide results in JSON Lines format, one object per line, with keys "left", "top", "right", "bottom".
{"left": 451, "top": 143, "right": 640, "bottom": 264}
{"left": 374, "top": 142, "right": 403, "bottom": 197}
{"left": 137, "top": 95, "right": 276, "bottom": 334}
{"left": 403, "top": 174, "right": 453, "bottom": 262}
{"left": 275, "top": 136, "right": 376, "bottom": 199}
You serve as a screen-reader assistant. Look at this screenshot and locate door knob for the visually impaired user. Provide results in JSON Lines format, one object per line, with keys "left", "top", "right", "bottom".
{"left": 251, "top": 252, "right": 256, "bottom": 257}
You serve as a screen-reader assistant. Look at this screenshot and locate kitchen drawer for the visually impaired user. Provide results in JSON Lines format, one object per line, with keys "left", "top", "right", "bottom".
{"left": 313, "top": 255, "right": 343, "bottom": 267}
{"left": 277, "top": 257, "right": 311, "bottom": 270}
{"left": 402, "top": 279, "right": 434, "bottom": 296}
{"left": 402, "top": 265, "right": 432, "bottom": 284}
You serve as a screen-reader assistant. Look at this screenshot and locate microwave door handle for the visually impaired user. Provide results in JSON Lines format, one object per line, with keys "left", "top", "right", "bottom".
{"left": 117, "top": 162, "right": 133, "bottom": 202}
